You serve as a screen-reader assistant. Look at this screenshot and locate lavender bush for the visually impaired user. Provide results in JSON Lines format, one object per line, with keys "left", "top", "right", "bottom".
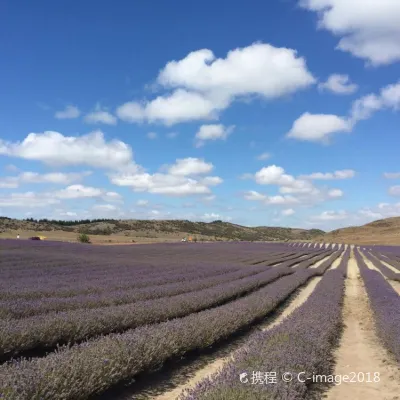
{"left": 180, "top": 268, "right": 346, "bottom": 400}
{"left": 354, "top": 248, "right": 400, "bottom": 363}
{"left": 0, "top": 267, "right": 330, "bottom": 399}
{"left": 360, "top": 250, "right": 400, "bottom": 281}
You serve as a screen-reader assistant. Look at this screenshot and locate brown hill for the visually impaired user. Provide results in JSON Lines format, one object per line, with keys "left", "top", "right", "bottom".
{"left": 319, "top": 216, "right": 400, "bottom": 245}
{"left": 0, "top": 217, "right": 324, "bottom": 243}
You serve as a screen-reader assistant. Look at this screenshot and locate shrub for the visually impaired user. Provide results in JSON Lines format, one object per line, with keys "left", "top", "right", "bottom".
{"left": 77, "top": 233, "right": 90, "bottom": 243}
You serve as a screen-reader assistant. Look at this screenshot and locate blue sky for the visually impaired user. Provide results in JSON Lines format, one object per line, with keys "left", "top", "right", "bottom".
{"left": 1, "top": 0, "right": 400, "bottom": 230}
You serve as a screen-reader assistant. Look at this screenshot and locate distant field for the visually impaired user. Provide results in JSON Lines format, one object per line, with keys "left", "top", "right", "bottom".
{"left": 0, "top": 229, "right": 194, "bottom": 244}
{"left": 0, "top": 240, "right": 399, "bottom": 399}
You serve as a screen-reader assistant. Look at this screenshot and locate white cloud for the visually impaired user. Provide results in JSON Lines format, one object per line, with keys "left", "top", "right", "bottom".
{"left": 195, "top": 124, "right": 234, "bottom": 147}
{"left": 158, "top": 42, "right": 315, "bottom": 99}
{"left": 0, "top": 192, "right": 61, "bottom": 208}
{"left": 167, "top": 157, "right": 213, "bottom": 176}
{"left": 147, "top": 132, "right": 158, "bottom": 140}
{"left": 55, "top": 105, "right": 80, "bottom": 119}
{"left": 202, "top": 195, "right": 216, "bottom": 202}
{"left": 0, "top": 130, "right": 135, "bottom": 170}
{"left": 166, "top": 132, "right": 178, "bottom": 139}
{"left": 92, "top": 204, "right": 118, "bottom": 212}
{"left": 200, "top": 176, "right": 223, "bottom": 186}
{"left": 300, "top": 169, "right": 355, "bottom": 180}
{"left": 117, "top": 42, "right": 315, "bottom": 126}
{"left": 103, "top": 191, "right": 123, "bottom": 202}
{"left": 245, "top": 164, "right": 344, "bottom": 206}
{"left": 300, "top": 0, "right": 400, "bottom": 66}
{"left": 54, "top": 185, "right": 104, "bottom": 199}
{"left": 109, "top": 158, "right": 220, "bottom": 197}
{"left": 282, "top": 208, "right": 295, "bottom": 216}
{"left": 244, "top": 190, "right": 299, "bottom": 205}
{"left": 311, "top": 210, "right": 349, "bottom": 221}
{"left": 318, "top": 74, "right": 358, "bottom": 95}
{"left": 256, "top": 152, "right": 271, "bottom": 161}
{"left": 84, "top": 104, "right": 117, "bottom": 125}
{"left": 384, "top": 172, "right": 400, "bottom": 179}
{"left": 109, "top": 173, "right": 214, "bottom": 196}
{"left": 200, "top": 213, "right": 232, "bottom": 222}
{"left": 389, "top": 185, "right": 400, "bottom": 196}
{"left": 0, "top": 171, "right": 91, "bottom": 189}
{"left": 116, "top": 89, "right": 220, "bottom": 126}
{"left": 327, "top": 188, "right": 343, "bottom": 198}
{"left": 286, "top": 112, "right": 351, "bottom": 142}
{"left": 349, "top": 81, "right": 400, "bottom": 125}
{"left": 136, "top": 199, "right": 149, "bottom": 207}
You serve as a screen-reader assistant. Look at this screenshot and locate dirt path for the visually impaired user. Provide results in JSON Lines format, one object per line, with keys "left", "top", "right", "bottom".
{"left": 326, "top": 256, "right": 400, "bottom": 400}
{"left": 329, "top": 252, "right": 344, "bottom": 270}
{"left": 152, "top": 272, "right": 323, "bottom": 400}
{"left": 309, "top": 254, "right": 332, "bottom": 269}
{"left": 374, "top": 255, "right": 399, "bottom": 273}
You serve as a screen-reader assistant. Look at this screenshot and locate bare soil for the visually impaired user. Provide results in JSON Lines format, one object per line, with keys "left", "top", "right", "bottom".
{"left": 326, "top": 255, "right": 400, "bottom": 400}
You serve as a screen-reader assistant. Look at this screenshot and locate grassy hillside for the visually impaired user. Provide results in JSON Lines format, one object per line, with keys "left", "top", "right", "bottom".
{"left": 318, "top": 216, "right": 400, "bottom": 245}
{"left": 0, "top": 217, "right": 324, "bottom": 242}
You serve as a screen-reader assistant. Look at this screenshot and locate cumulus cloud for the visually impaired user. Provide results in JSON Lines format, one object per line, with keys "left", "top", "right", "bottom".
{"left": 84, "top": 104, "right": 117, "bottom": 125}
{"left": 244, "top": 164, "right": 344, "bottom": 206}
{"left": 200, "top": 213, "right": 232, "bottom": 222}
{"left": 136, "top": 199, "right": 149, "bottom": 207}
{"left": 158, "top": 42, "right": 315, "bottom": 98}
{"left": 282, "top": 208, "right": 295, "bottom": 216}
{"left": 300, "top": 169, "right": 355, "bottom": 180}
{"left": 299, "top": 0, "right": 400, "bottom": 66}
{"left": 0, "top": 184, "right": 121, "bottom": 208}
{"left": 92, "top": 204, "right": 118, "bottom": 212}
{"left": 286, "top": 112, "right": 351, "bottom": 142}
{"left": 109, "top": 157, "right": 221, "bottom": 197}
{"left": 0, "top": 171, "right": 91, "bottom": 189}
{"left": 0, "top": 130, "right": 135, "bottom": 170}
{"left": 116, "top": 89, "right": 220, "bottom": 126}
{"left": 318, "top": 74, "right": 358, "bottom": 95}
{"left": 244, "top": 190, "right": 299, "bottom": 205}
{"left": 195, "top": 124, "right": 234, "bottom": 147}
{"left": 167, "top": 158, "right": 213, "bottom": 176}
{"left": 117, "top": 42, "right": 315, "bottom": 126}
{"left": 54, "top": 105, "right": 80, "bottom": 119}
{"left": 384, "top": 172, "right": 400, "bottom": 179}
{"left": 288, "top": 80, "right": 400, "bottom": 144}
{"left": 0, "top": 192, "right": 61, "bottom": 208}
{"left": 349, "top": 81, "right": 400, "bottom": 124}
{"left": 311, "top": 210, "right": 349, "bottom": 221}
{"left": 327, "top": 189, "right": 343, "bottom": 198}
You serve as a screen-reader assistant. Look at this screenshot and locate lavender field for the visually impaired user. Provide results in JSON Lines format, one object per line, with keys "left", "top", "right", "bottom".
{"left": 0, "top": 239, "right": 399, "bottom": 399}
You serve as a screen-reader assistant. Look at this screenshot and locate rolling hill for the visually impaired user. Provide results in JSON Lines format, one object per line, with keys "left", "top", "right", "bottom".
{"left": 0, "top": 217, "right": 324, "bottom": 243}
{"left": 318, "top": 216, "right": 400, "bottom": 245}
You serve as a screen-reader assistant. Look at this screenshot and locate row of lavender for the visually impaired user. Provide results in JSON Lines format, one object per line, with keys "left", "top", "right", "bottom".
{"left": 181, "top": 249, "right": 350, "bottom": 399}
{"left": 1, "top": 249, "right": 306, "bottom": 296}
{"left": 0, "top": 250, "right": 334, "bottom": 360}
{"left": 0, "top": 250, "right": 341, "bottom": 399}
{"left": 0, "top": 250, "right": 322, "bottom": 318}
{"left": 354, "top": 248, "right": 400, "bottom": 363}
{"left": 360, "top": 250, "right": 400, "bottom": 280}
